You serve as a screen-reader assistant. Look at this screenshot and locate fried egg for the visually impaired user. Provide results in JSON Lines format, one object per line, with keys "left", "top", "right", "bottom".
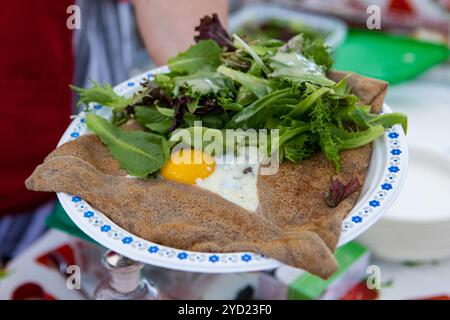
{"left": 160, "top": 147, "right": 261, "bottom": 211}
{"left": 160, "top": 149, "right": 215, "bottom": 185}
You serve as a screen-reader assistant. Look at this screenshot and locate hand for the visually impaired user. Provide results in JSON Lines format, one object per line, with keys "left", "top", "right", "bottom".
{"left": 134, "top": 0, "right": 229, "bottom": 66}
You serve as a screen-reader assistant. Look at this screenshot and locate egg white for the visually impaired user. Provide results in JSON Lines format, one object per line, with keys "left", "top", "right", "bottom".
{"left": 195, "top": 146, "right": 261, "bottom": 212}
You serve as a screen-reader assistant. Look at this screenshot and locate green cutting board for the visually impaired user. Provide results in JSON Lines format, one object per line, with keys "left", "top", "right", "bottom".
{"left": 333, "top": 29, "right": 449, "bottom": 84}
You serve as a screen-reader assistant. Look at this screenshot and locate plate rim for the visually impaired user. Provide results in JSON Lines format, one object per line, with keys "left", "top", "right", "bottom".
{"left": 56, "top": 67, "right": 408, "bottom": 273}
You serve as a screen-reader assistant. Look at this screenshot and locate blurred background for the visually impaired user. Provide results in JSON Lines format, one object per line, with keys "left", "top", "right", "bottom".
{"left": 0, "top": 0, "right": 449, "bottom": 300}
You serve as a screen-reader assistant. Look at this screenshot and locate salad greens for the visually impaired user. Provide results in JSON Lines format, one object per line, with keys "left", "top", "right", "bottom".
{"left": 269, "top": 51, "right": 335, "bottom": 86}
{"left": 70, "top": 81, "right": 131, "bottom": 112}
{"left": 166, "top": 40, "right": 222, "bottom": 74}
{"left": 71, "top": 14, "right": 407, "bottom": 177}
{"left": 85, "top": 113, "right": 169, "bottom": 177}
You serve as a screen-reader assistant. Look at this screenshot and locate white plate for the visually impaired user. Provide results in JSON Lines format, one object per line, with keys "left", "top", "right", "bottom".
{"left": 57, "top": 67, "right": 408, "bottom": 273}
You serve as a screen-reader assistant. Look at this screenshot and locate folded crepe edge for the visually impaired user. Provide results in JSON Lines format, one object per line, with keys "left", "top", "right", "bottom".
{"left": 25, "top": 155, "right": 338, "bottom": 278}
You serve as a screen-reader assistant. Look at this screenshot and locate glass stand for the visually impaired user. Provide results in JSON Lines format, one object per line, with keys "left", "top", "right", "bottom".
{"left": 93, "top": 251, "right": 161, "bottom": 300}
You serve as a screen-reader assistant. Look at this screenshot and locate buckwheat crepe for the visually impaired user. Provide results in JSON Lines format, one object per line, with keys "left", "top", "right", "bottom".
{"left": 26, "top": 71, "right": 387, "bottom": 278}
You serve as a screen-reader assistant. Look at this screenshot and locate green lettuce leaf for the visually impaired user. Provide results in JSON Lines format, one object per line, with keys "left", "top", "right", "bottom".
{"left": 334, "top": 124, "right": 386, "bottom": 149}
{"left": 357, "top": 109, "right": 408, "bottom": 134}
{"left": 70, "top": 81, "right": 131, "bottom": 111}
{"left": 310, "top": 98, "right": 341, "bottom": 171}
{"left": 278, "top": 125, "right": 310, "bottom": 146}
{"left": 85, "top": 113, "right": 169, "bottom": 177}
{"left": 283, "top": 134, "right": 316, "bottom": 163}
{"left": 299, "top": 38, "right": 333, "bottom": 71}
{"left": 286, "top": 87, "right": 330, "bottom": 119}
{"left": 269, "top": 51, "right": 335, "bottom": 87}
{"left": 336, "top": 106, "right": 408, "bottom": 134}
{"left": 282, "top": 35, "right": 333, "bottom": 71}
{"left": 168, "top": 40, "right": 222, "bottom": 74}
{"left": 233, "top": 34, "right": 271, "bottom": 74}
{"left": 217, "top": 65, "right": 277, "bottom": 98}
{"left": 172, "top": 71, "right": 232, "bottom": 96}
{"left": 135, "top": 106, "right": 173, "bottom": 134}
{"left": 226, "top": 89, "right": 296, "bottom": 129}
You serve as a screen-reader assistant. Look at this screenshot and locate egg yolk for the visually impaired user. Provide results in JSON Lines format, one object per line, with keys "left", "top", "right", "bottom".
{"left": 160, "top": 149, "right": 215, "bottom": 184}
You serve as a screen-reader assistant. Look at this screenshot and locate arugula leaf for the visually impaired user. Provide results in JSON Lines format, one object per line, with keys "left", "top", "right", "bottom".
{"left": 145, "top": 122, "right": 173, "bottom": 134}
{"left": 70, "top": 81, "right": 131, "bottom": 111}
{"left": 168, "top": 40, "right": 222, "bottom": 74}
{"left": 85, "top": 113, "right": 169, "bottom": 177}
{"left": 269, "top": 51, "right": 335, "bottom": 87}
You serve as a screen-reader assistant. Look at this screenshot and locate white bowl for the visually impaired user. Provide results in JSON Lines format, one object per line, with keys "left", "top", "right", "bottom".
{"left": 358, "top": 145, "right": 450, "bottom": 262}
{"left": 229, "top": 3, "right": 348, "bottom": 49}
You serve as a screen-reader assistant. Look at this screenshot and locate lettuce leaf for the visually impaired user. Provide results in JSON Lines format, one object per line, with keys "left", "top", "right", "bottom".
{"left": 168, "top": 40, "right": 222, "bottom": 74}
{"left": 172, "top": 71, "right": 232, "bottom": 96}
{"left": 283, "top": 134, "right": 316, "bottom": 163}
{"left": 233, "top": 34, "right": 271, "bottom": 74}
{"left": 217, "top": 65, "right": 277, "bottom": 98}
{"left": 286, "top": 87, "right": 330, "bottom": 119}
{"left": 269, "top": 51, "right": 335, "bottom": 87}
{"left": 85, "top": 113, "right": 169, "bottom": 176}
{"left": 310, "top": 98, "right": 341, "bottom": 171}
{"left": 334, "top": 124, "right": 385, "bottom": 149}
{"left": 134, "top": 106, "right": 173, "bottom": 134}
{"left": 70, "top": 81, "right": 131, "bottom": 111}
{"left": 226, "top": 89, "right": 296, "bottom": 129}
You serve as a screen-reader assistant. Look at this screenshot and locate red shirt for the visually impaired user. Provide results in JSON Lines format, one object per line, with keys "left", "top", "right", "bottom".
{"left": 0, "top": 1, "right": 74, "bottom": 215}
